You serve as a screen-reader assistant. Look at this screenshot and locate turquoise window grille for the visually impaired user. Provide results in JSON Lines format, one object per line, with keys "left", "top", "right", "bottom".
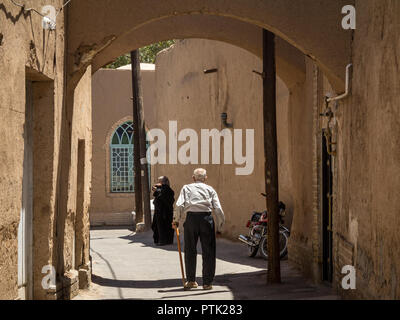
{"left": 110, "top": 121, "right": 151, "bottom": 193}
{"left": 110, "top": 122, "right": 134, "bottom": 193}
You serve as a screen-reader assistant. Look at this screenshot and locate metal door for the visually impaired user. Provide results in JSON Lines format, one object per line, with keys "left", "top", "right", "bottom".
{"left": 322, "top": 130, "right": 333, "bottom": 283}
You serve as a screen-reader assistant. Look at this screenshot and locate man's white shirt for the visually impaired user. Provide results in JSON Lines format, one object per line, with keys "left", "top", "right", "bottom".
{"left": 174, "top": 182, "right": 225, "bottom": 232}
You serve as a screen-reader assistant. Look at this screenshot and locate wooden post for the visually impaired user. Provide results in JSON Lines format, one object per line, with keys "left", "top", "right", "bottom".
{"left": 131, "top": 50, "right": 143, "bottom": 226}
{"left": 263, "top": 29, "right": 281, "bottom": 283}
{"left": 131, "top": 50, "right": 152, "bottom": 231}
{"left": 139, "top": 123, "right": 152, "bottom": 231}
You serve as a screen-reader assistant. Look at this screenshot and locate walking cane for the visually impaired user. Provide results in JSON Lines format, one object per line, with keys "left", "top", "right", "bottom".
{"left": 175, "top": 227, "right": 186, "bottom": 287}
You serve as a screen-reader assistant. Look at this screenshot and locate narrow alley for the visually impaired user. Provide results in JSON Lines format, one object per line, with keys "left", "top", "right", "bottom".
{"left": 2, "top": 0, "right": 400, "bottom": 302}
{"left": 75, "top": 228, "right": 337, "bottom": 300}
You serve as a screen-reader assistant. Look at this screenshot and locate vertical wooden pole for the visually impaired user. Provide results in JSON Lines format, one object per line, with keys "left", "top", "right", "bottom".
{"left": 131, "top": 50, "right": 152, "bottom": 231}
{"left": 131, "top": 50, "right": 143, "bottom": 226}
{"left": 139, "top": 124, "right": 151, "bottom": 231}
{"left": 263, "top": 29, "right": 281, "bottom": 283}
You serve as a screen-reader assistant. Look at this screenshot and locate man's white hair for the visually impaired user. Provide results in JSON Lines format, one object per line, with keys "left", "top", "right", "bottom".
{"left": 193, "top": 168, "right": 207, "bottom": 182}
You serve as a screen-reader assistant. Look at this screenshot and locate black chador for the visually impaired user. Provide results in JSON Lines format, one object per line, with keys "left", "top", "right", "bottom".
{"left": 152, "top": 184, "right": 175, "bottom": 245}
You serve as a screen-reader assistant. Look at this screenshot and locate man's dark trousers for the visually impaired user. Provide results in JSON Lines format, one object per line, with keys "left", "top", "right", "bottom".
{"left": 184, "top": 212, "right": 216, "bottom": 285}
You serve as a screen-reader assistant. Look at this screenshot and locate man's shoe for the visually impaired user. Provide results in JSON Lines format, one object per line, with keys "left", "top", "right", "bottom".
{"left": 203, "top": 284, "right": 213, "bottom": 290}
{"left": 184, "top": 281, "right": 198, "bottom": 290}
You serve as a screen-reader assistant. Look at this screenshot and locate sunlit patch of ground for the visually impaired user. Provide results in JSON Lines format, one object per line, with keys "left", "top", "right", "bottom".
{"left": 75, "top": 228, "right": 338, "bottom": 300}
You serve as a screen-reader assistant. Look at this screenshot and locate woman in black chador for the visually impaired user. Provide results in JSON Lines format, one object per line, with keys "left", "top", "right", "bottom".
{"left": 152, "top": 176, "right": 175, "bottom": 246}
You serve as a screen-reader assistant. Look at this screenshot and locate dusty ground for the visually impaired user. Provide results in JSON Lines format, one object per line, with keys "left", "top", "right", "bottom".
{"left": 75, "top": 228, "right": 338, "bottom": 300}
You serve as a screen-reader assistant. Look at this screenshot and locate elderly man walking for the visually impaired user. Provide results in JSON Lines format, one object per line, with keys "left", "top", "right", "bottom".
{"left": 172, "top": 168, "right": 225, "bottom": 290}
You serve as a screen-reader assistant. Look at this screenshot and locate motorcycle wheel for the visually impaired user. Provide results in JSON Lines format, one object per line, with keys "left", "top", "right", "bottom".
{"left": 259, "top": 231, "right": 288, "bottom": 260}
{"left": 248, "top": 245, "right": 259, "bottom": 257}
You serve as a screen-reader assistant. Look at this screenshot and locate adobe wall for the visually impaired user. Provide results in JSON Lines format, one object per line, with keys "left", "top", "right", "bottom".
{"left": 286, "top": 60, "right": 317, "bottom": 279}
{"left": 90, "top": 67, "right": 156, "bottom": 226}
{"left": 333, "top": 0, "right": 400, "bottom": 299}
{"left": 287, "top": 0, "right": 400, "bottom": 300}
{"left": 0, "top": 1, "right": 92, "bottom": 299}
{"left": 151, "top": 39, "right": 293, "bottom": 240}
{"left": 0, "top": 0, "right": 66, "bottom": 299}
{"left": 62, "top": 66, "right": 93, "bottom": 297}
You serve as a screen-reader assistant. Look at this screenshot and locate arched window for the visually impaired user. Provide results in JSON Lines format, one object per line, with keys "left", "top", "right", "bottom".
{"left": 110, "top": 121, "right": 134, "bottom": 193}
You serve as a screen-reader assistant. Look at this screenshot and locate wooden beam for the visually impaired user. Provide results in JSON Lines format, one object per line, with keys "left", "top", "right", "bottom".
{"left": 139, "top": 125, "right": 151, "bottom": 230}
{"left": 263, "top": 29, "right": 281, "bottom": 283}
{"left": 131, "top": 50, "right": 143, "bottom": 226}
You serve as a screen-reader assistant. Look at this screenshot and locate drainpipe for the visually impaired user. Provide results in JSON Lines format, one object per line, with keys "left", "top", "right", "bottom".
{"left": 321, "top": 64, "right": 352, "bottom": 158}
{"left": 326, "top": 64, "right": 353, "bottom": 104}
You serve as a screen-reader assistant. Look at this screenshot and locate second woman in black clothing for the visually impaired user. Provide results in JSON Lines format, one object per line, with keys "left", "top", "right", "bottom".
{"left": 152, "top": 176, "right": 175, "bottom": 246}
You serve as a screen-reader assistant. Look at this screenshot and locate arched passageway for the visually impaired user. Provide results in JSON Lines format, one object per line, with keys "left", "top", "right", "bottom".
{"left": 3, "top": 0, "right": 400, "bottom": 301}
{"left": 61, "top": 0, "right": 351, "bottom": 299}
{"left": 87, "top": 37, "right": 314, "bottom": 298}
{"left": 67, "top": 0, "right": 353, "bottom": 91}
{"left": 91, "top": 15, "right": 306, "bottom": 89}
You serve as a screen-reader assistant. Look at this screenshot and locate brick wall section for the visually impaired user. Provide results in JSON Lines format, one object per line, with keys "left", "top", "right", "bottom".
{"left": 335, "top": 235, "right": 356, "bottom": 298}
{"left": 311, "top": 64, "right": 322, "bottom": 273}
{"left": 288, "top": 240, "right": 314, "bottom": 277}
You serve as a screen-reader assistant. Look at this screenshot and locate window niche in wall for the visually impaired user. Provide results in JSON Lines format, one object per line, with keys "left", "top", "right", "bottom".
{"left": 110, "top": 121, "right": 135, "bottom": 193}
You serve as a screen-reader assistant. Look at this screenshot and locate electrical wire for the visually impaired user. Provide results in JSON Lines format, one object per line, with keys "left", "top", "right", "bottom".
{"left": 56, "top": 0, "right": 72, "bottom": 17}
{"left": 8, "top": 0, "right": 72, "bottom": 24}
{"left": 9, "top": 0, "right": 47, "bottom": 18}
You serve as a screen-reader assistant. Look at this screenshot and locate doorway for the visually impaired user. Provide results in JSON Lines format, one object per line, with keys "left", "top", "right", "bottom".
{"left": 18, "top": 80, "right": 34, "bottom": 300}
{"left": 322, "top": 130, "right": 333, "bottom": 283}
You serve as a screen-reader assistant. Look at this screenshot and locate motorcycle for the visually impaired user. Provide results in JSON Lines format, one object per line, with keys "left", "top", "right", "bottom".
{"left": 238, "top": 194, "right": 290, "bottom": 260}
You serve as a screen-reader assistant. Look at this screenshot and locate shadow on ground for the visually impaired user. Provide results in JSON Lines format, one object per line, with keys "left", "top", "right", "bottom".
{"left": 86, "top": 228, "right": 338, "bottom": 300}
{"left": 117, "top": 229, "right": 273, "bottom": 270}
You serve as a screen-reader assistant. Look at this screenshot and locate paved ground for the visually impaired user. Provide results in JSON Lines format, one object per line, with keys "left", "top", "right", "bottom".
{"left": 75, "top": 228, "right": 338, "bottom": 300}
